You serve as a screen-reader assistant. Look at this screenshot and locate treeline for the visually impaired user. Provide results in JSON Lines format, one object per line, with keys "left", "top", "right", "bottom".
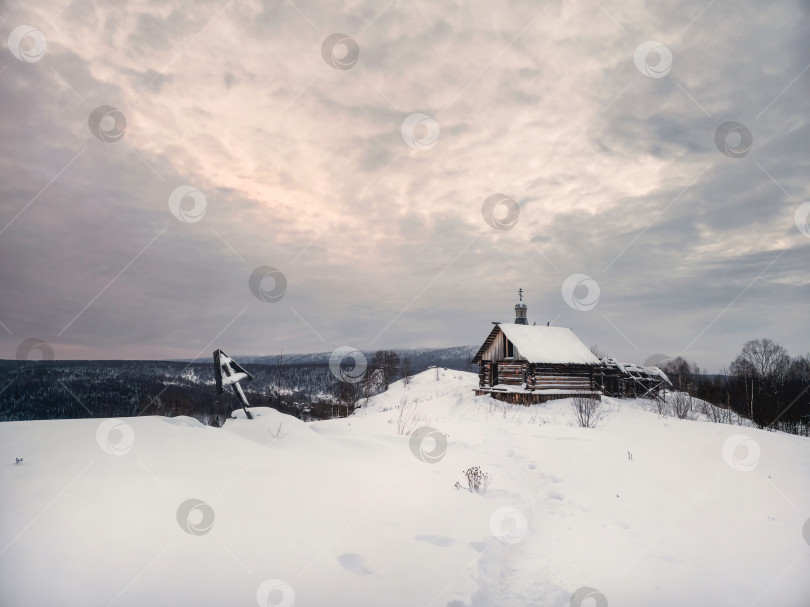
{"left": 658, "top": 339, "right": 810, "bottom": 436}
{"left": 0, "top": 360, "right": 318, "bottom": 426}
{"left": 0, "top": 351, "right": 417, "bottom": 426}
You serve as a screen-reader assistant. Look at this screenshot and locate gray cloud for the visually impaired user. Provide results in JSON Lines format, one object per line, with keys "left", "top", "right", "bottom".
{"left": 0, "top": 0, "right": 808, "bottom": 371}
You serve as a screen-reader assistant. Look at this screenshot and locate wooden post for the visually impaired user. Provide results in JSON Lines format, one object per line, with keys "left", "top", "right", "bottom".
{"left": 214, "top": 349, "right": 254, "bottom": 419}
{"left": 225, "top": 365, "right": 252, "bottom": 419}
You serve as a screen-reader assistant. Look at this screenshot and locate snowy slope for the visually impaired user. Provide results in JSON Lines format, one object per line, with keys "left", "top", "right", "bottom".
{"left": 1, "top": 370, "right": 808, "bottom": 607}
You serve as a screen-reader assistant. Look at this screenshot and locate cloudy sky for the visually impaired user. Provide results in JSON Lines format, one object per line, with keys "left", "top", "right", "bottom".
{"left": 1, "top": 0, "right": 808, "bottom": 371}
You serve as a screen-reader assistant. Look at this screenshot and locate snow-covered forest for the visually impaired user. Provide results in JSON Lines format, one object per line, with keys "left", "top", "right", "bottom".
{"left": 0, "top": 347, "right": 475, "bottom": 425}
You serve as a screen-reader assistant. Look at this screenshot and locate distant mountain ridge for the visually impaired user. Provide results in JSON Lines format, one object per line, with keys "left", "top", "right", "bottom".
{"left": 177, "top": 345, "right": 479, "bottom": 373}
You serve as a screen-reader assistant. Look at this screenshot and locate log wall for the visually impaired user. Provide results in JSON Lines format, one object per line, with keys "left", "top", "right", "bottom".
{"left": 479, "top": 361, "right": 597, "bottom": 392}
{"left": 479, "top": 360, "right": 494, "bottom": 388}
{"left": 496, "top": 362, "right": 526, "bottom": 386}
{"left": 530, "top": 364, "right": 592, "bottom": 391}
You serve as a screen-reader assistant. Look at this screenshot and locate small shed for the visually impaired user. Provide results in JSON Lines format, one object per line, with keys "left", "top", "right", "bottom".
{"left": 595, "top": 358, "right": 671, "bottom": 400}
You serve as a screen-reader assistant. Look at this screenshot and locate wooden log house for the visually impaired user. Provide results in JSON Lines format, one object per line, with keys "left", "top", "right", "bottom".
{"left": 471, "top": 294, "right": 672, "bottom": 404}
{"left": 471, "top": 296, "right": 602, "bottom": 404}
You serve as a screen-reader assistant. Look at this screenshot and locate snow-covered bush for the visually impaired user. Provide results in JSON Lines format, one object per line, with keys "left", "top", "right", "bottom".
{"left": 397, "top": 397, "right": 421, "bottom": 435}
{"left": 570, "top": 394, "right": 606, "bottom": 428}
{"left": 652, "top": 395, "right": 669, "bottom": 417}
{"left": 454, "top": 466, "right": 490, "bottom": 494}
{"left": 670, "top": 392, "right": 695, "bottom": 420}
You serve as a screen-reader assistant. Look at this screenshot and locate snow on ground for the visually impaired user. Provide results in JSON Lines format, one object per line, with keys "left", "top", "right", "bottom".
{"left": 1, "top": 369, "right": 808, "bottom": 606}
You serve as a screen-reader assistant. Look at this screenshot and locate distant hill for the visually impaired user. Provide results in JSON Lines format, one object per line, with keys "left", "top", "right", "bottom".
{"left": 175, "top": 345, "right": 480, "bottom": 373}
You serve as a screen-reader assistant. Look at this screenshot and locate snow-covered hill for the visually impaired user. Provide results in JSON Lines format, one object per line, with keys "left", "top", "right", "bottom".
{"left": 1, "top": 370, "right": 808, "bottom": 606}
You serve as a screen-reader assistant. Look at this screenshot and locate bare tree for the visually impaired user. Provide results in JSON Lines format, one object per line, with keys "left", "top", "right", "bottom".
{"left": 659, "top": 356, "right": 701, "bottom": 391}
{"left": 698, "top": 397, "right": 724, "bottom": 423}
{"left": 401, "top": 356, "right": 411, "bottom": 386}
{"left": 570, "top": 394, "right": 606, "bottom": 428}
{"left": 334, "top": 380, "right": 359, "bottom": 418}
{"left": 276, "top": 349, "right": 283, "bottom": 409}
{"left": 729, "top": 339, "right": 790, "bottom": 423}
{"left": 589, "top": 344, "right": 607, "bottom": 360}
{"left": 789, "top": 354, "right": 810, "bottom": 383}
{"left": 731, "top": 339, "right": 790, "bottom": 379}
{"left": 362, "top": 366, "right": 373, "bottom": 405}
{"left": 396, "top": 396, "right": 419, "bottom": 435}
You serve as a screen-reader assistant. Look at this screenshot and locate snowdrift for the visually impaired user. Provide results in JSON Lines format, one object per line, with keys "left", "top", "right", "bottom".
{"left": 1, "top": 369, "right": 808, "bottom": 606}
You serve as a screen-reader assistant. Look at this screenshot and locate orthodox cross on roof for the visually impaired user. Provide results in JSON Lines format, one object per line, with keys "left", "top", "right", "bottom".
{"left": 518, "top": 288, "right": 524, "bottom": 301}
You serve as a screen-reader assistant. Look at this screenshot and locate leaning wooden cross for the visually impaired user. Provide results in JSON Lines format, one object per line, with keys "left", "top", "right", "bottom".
{"left": 214, "top": 349, "right": 254, "bottom": 419}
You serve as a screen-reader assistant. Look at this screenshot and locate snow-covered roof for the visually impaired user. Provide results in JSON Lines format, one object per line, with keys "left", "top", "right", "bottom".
{"left": 599, "top": 358, "right": 672, "bottom": 385}
{"left": 476, "top": 323, "right": 600, "bottom": 365}
{"left": 646, "top": 366, "right": 671, "bottom": 384}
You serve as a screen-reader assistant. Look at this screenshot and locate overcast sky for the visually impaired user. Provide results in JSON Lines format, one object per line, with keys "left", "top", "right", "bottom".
{"left": 1, "top": 0, "right": 808, "bottom": 371}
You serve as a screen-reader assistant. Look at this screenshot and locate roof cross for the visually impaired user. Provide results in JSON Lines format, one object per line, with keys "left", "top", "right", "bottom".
{"left": 518, "top": 288, "right": 524, "bottom": 301}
